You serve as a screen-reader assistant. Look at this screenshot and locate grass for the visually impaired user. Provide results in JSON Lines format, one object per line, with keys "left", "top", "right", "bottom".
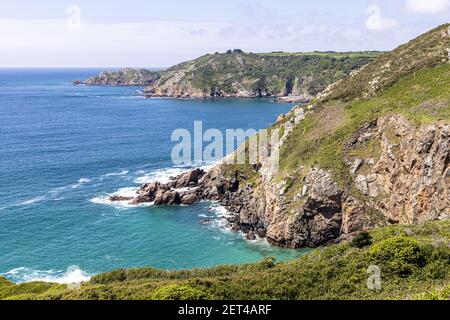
{"left": 1, "top": 220, "right": 449, "bottom": 300}
{"left": 257, "top": 51, "right": 384, "bottom": 59}
{"left": 323, "top": 23, "right": 449, "bottom": 102}
{"left": 160, "top": 51, "right": 377, "bottom": 97}
{"left": 278, "top": 63, "right": 450, "bottom": 193}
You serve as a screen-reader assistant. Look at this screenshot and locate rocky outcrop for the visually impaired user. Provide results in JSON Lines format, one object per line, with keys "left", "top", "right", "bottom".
{"left": 110, "top": 111, "right": 449, "bottom": 248}
{"left": 77, "top": 52, "right": 378, "bottom": 100}
{"left": 276, "top": 95, "right": 311, "bottom": 104}
{"left": 74, "top": 68, "right": 161, "bottom": 86}
{"left": 344, "top": 115, "right": 450, "bottom": 227}
{"left": 108, "top": 25, "right": 448, "bottom": 248}
{"left": 117, "top": 169, "right": 207, "bottom": 206}
{"left": 143, "top": 51, "right": 376, "bottom": 99}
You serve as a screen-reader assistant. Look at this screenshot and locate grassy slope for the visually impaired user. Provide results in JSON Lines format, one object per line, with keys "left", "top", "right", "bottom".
{"left": 1, "top": 220, "right": 449, "bottom": 300}
{"left": 3, "top": 25, "right": 448, "bottom": 301}
{"left": 258, "top": 51, "right": 383, "bottom": 58}
{"left": 158, "top": 52, "right": 377, "bottom": 96}
{"left": 279, "top": 63, "right": 450, "bottom": 188}
{"left": 276, "top": 24, "right": 449, "bottom": 192}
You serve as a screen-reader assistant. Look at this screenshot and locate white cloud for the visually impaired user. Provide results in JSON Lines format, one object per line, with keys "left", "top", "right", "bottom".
{"left": 366, "top": 5, "right": 399, "bottom": 31}
{"left": 0, "top": 15, "right": 419, "bottom": 67}
{"left": 406, "top": 0, "right": 450, "bottom": 14}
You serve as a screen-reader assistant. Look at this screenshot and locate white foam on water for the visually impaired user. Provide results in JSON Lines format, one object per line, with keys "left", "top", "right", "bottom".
{"left": 71, "top": 177, "right": 92, "bottom": 189}
{"left": 104, "top": 170, "right": 129, "bottom": 177}
{"left": 18, "top": 176, "right": 94, "bottom": 206}
{"left": 134, "top": 162, "right": 217, "bottom": 185}
{"left": 207, "top": 203, "right": 235, "bottom": 233}
{"left": 133, "top": 167, "right": 189, "bottom": 184}
{"left": 207, "top": 202, "right": 266, "bottom": 244}
{"left": 90, "top": 187, "right": 153, "bottom": 210}
{"left": 18, "top": 196, "right": 47, "bottom": 206}
{"left": 4, "top": 265, "right": 91, "bottom": 284}
{"left": 92, "top": 163, "right": 217, "bottom": 209}
{"left": 104, "top": 171, "right": 128, "bottom": 178}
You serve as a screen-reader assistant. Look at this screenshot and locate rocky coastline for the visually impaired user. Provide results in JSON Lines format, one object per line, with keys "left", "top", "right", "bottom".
{"left": 109, "top": 25, "right": 449, "bottom": 249}
{"left": 110, "top": 107, "right": 450, "bottom": 248}
{"left": 74, "top": 51, "right": 378, "bottom": 102}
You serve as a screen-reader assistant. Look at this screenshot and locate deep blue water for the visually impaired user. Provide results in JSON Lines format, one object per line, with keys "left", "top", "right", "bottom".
{"left": 0, "top": 69, "right": 305, "bottom": 283}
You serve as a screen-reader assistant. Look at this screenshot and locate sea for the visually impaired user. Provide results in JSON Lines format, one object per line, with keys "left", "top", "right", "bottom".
{"left": 0, "top": 68, "right": 307, "bottom": 283}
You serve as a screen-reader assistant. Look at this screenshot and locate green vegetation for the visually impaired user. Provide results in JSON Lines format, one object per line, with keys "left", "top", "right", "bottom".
{"left": 155, "top": 51, "right": 378, "bottom": 97}
{"left": 369, "top": 237, "right": 427, "bottom": 276}
{"left": 351, "top": 232, "right": 373, "bottom": 249}
{"left": 1, "top": 220, "right": 449, "bottom": 300}
{"left": 80, "top": 68, "right": 161, "bottom": 86}
{"left": 150, "top": 285, "right": 212, "bottom": 300}
{"left": 23, "top": 24, "right": 449, "bottom": 301}
{"left": 278, "top": 62, "right": 450, "bottom": 189}
{"left": 323, "top": 24, "right": 449, "bottom": 101}
{"left": 258, "top": 51, "right": 384, "bottom": 59}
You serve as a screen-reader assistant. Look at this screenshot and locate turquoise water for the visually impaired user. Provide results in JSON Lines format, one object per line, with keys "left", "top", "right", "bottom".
{"left": 0, "top": 69, "right": 306, "bottom": 283}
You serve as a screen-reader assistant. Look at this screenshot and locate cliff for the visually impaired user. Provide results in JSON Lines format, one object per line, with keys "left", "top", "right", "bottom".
{"left": 76, "top": 51, "right": 380, "bottom": 100}
{"left": 143, "top": 51, "right": 379, "bottom": 99}
{"left": 119, "top": 24, "right": 449, "bottom": 248}
{"left": 73, "top": 68, "right": 161, "bottom": 86}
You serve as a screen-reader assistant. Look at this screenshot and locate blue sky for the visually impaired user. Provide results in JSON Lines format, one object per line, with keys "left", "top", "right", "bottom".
{"left": 0, "top": 0, "right": 448, "bottom": 67}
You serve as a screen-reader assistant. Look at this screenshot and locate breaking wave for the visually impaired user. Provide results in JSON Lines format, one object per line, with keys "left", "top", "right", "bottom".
{"left": 90, "top": 187, "right": 153, "bottom": 210}
{"left": 4, "top": 265, "right": 91, "bottom": 284}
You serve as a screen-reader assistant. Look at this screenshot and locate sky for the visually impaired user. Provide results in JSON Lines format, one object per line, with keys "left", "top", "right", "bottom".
{"left": 0, "top": 0, "right": 449, "bottom": 67}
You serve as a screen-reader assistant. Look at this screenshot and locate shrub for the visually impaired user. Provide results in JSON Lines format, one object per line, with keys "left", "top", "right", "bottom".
{"left": 150, "top": 284, "right": 211, "bottom": 300}
{"left": 91, "top": 269, "right": 128, "bottom": 284}
{"left": 369, "top": 236, "right": 427, "bottom": 276}
{"left": 351, "top": 232, "right": 373, "bottom": 248}
{"left": 258, "top": 257, "right": 277, "bottom": 269}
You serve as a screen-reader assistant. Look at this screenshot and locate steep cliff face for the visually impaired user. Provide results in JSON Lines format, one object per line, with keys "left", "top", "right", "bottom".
{"left": 111, "top": 24, "right": 449, "bottom": 248}
{"left": 120, "top": 110, "right": 449, "bottom": 248}
{"left": 75, "top": 52, "right": 379, "bottom": 100}
{"left": 143, "top": 52, "right": 378, "bottom": 99}
{"left": 224, "top": 112, "right": 450, "bottom": 247}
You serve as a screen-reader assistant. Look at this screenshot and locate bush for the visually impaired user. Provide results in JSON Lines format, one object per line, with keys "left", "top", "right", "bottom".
{"left": 150, "top": 284, "right": 211, "bottom": 300}
{"left": 351, "top": 232, "right": 373, "bottom": 248}
{"left": 91, "top": 269, "right": 128, "bottom": 284}
{"left": 369, "top": 236, "right": 427, "bottom": 276}
{"left": 258, "top": 257, "right": 277, "bottom": 269}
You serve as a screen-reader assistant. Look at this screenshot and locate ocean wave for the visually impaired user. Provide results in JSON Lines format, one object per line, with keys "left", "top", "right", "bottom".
{"left": 112, "top": 95, "right": 146, "bottom": 100}
{"left": 71, "top": 177, "right": 92, "bottom": 189}
{"left": 4, "top": 265, "right": 91, "bottom": 284}
{"left": 104, "top": 170, "right": 129, "bottom": 177}
{"left": 18, "top": 176, "right": 94, "bottom": 206}
{"left": 92, "top": 163, "right": 216, "bottom": 209}
{"left": 206, "top": 203, "right": 268, "bottom": 244}
{"left": 90, "top": 187, "right": 153, "bottom": 210}
{"left": 207, "top": 203, "right": 235, "bottom": 232}
{"left": 133, "top": 167, "right": 189, "bottom": 184}
{"left": 134, "top": 162, "right": 216, "bottom": 185}
{"left": 18, "top": 196, "right": 47, "bottom": 206}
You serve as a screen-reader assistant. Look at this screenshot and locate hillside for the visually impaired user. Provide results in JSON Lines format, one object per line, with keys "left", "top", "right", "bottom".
{"left": 74, "top": 68, "right": 161, "bottom": 86}
{"left": 1, "top": 220, "right": 449, "bottom": 299}
{"left": 114, "top": 24, "right": 449, "bottom": 249}
{"left": 7, "top": 24, "right": 449, "bottom": 301}
{"left": 144, "top": 51, "right": 379, "bottom": 100}
{"left": 75, "top": 51, "right": 380, "bottom": 101}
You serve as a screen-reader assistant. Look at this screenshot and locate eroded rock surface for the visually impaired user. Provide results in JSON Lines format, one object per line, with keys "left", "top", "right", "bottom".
{"left": 111, "top": 112, "right": 448, "bottom": 248}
